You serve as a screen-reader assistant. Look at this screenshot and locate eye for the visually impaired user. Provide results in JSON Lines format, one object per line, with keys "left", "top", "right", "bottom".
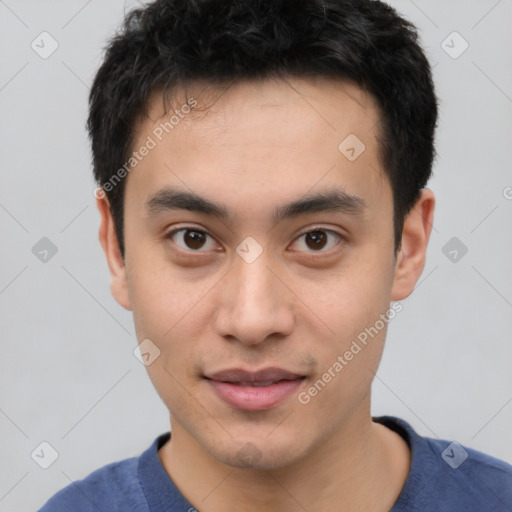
{"left": 166, "top": 228, "right": 219, "bottom": 252}
{"left": 290, "top": 228, "right": 342, "bottom": 253}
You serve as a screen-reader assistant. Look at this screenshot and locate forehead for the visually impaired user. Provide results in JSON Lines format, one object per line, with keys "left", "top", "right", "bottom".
{"left": 127, "top": 76, "right": 391, "bottom": 226}
{"left": 143, "top": 76, "right": 381, "bottom": 141}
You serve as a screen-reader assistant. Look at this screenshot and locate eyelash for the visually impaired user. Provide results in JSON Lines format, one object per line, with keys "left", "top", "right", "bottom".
{"left": 164, "top": 226, "right": 343, "bottom": 255}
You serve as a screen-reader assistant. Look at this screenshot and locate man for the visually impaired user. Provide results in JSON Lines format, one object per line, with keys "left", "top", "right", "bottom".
{"left": 39, "top": 0, "right": 512, "bottom": 510}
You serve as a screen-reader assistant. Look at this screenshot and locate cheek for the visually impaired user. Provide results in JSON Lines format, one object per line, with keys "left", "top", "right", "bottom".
{"left": 306, "top": 256, "right": 393, "bottom": 338}
{"left": 125, "top": 265, "right": 209, "bottom": 414}
{"left": 144, "top": 355, "right": 203, "bottom": 427}
{"left": 304, "top": 253, "right": 394, "bottom": 390}
{"left": 125, "top": 249, "right": 204, "bottom": 338}
{"left": 303, "top": 319, "right": 389, "bottom": 421}
{"left": 139, "top": 308, "right": 206, "bottom": 419}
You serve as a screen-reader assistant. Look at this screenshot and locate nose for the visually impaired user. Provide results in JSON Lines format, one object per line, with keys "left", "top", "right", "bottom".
{"left": 213, "top": 253, "right": 295, "bottom": 346}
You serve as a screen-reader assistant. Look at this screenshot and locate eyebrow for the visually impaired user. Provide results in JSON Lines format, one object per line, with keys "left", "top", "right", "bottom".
{"left": 145, "top": 187, "right": 367, "bottom": 223}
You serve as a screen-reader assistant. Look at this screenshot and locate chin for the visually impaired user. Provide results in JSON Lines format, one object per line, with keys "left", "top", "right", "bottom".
{"left": 209, "top": 436, "right": 308, "bottom": 471}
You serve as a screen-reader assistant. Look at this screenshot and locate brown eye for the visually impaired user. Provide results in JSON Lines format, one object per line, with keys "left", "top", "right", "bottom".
{"left": 291, "top": 229, "right": 341, "bottom": 253}
{"left": 168, "top": 228, "right": 217, "bottom": 252}
{"left": 183, "top": 230, "right": 206, "bottom": 249}
{"left": 305, "top": 230, "right": 328, "bottom": 250}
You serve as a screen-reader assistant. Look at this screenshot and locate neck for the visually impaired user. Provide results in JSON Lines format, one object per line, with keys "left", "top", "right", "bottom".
{"left": 158, "top": 402, "right": 410, "bottom": 512}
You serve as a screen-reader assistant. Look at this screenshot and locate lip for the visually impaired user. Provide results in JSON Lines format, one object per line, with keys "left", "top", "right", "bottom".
{"left": 204, "top": 367, "right": 304, "bottom": 383}
{"left": 204, "top": 367, "right": 306, "bottom": 411}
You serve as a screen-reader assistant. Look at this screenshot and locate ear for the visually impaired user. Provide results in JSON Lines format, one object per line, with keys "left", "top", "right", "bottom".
{"left": 96, "top": 195, "right": 132, "bottom": 310}
{"left": 391, "top": 188, "right": 435, "bottom": 301}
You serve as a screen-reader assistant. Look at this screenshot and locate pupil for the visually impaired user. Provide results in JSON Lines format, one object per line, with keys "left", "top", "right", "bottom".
{"left": 185, "top": 230, "right": 206, "bottom": 249}
{"left": 306, "top": 231, "right": 327, "bottom": 250}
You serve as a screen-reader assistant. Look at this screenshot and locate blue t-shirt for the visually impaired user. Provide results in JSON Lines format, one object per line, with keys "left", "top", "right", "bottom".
{"left": 38, "top": 416, "right": 512, "bottom": 511}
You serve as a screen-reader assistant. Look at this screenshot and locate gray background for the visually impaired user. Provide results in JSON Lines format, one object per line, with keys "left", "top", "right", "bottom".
{"left": 1, "top": 0, "right": 511, "bottom": 510}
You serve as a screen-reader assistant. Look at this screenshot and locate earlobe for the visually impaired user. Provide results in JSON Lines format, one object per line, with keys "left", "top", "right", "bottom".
{"left": 96, "top": 196, "right": 132, "bottom": 311}
{"left": 391, "top": 189, "right": 435, "bottom": 301}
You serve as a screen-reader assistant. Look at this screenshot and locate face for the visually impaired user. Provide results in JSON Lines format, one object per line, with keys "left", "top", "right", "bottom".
{"left": 100, "top": 76, "right": 428, "bottom": 470}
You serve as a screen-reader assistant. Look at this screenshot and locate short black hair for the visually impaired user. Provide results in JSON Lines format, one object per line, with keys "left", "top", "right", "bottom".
{"left": 87, "top": 0, "right": 438, "bottom": 258}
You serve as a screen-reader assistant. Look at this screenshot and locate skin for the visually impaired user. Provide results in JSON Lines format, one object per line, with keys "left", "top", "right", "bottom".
{"left": 97, "top": 76, "right": 435, "bottom": 511}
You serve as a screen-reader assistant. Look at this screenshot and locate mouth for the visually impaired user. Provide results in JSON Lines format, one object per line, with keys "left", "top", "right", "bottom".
{"left": 203, "top": 367, "right": 306, "bottom": 411}
{"left": 210, "top": 378, "right": 304, "bottom": 387}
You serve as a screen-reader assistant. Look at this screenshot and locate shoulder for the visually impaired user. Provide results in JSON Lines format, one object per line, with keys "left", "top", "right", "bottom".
{"left": 375, "top": 416, "right": 512, "bottom": 512}
{"left": 38, "top": 454, "right": 145, "bottom": 511}
{"left": 423, "top": 434, "right": 512, "bottom": 502}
